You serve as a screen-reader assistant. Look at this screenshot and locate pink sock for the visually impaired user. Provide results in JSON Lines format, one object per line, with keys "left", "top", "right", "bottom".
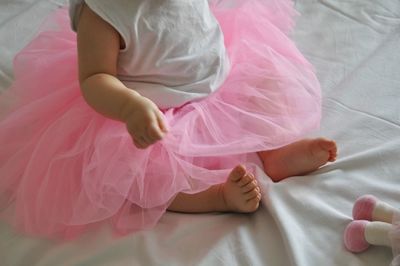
{"left": 352, "top": 195, "right": 378, "bottom": 221}
{"left": 344, "top": 220, "right": 370, "bottom": 253}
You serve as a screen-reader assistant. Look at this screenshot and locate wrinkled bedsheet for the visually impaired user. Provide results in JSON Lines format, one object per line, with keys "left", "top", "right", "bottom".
{"left": 1, "top": 0, "right": 399, "bottom": 265}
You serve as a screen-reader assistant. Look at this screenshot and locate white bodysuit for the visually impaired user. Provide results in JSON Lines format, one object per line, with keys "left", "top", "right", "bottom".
{"left": 69, "top": 0, "right": 230, "bottom": 108}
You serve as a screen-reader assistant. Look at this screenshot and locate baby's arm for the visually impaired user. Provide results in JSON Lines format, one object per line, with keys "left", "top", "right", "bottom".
{"left": 77, "top": 5, "right": 167, "bottom": 149}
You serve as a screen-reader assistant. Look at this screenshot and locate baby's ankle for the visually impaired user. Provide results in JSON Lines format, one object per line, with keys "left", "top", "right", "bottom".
{"left": 211, "top": 184, "right": 229, "bottom": 212}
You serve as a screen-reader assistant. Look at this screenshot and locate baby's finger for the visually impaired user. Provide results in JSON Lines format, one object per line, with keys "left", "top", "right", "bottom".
{"left": 133, "top": 140, "right": 146, "bottom": 149}
{"left": 133, "top": 136, "right": 149, "bottom": 149}
{"left": 147, "top": 122, "right": 164, "bottom": 142}
{"left": 156, "top": 111, "right": 169, "bottom": 133}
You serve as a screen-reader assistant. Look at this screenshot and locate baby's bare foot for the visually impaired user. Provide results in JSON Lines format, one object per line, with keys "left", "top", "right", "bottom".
{"left": 259, "top": 138, "right": 337, "bottom": 182}
{"left": 218, "top": 165, "right": 262, "bottom": 213}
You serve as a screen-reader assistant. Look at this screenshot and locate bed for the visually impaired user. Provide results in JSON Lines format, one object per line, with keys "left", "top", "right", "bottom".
{"left": 1, "top": 0, "right": 399, "bottom": 265}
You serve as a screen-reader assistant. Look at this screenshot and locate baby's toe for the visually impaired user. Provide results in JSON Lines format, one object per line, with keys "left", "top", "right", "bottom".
{"left": 244, "top": 188, "right": 260, "bottom": 201}
{"left": 329, "top": 146, "right": 338, "bottom": 161}
{"left": 237, "top": 173, "right": 254, "bottom": 187}
{"left": 228, "top": 165, "right": 247, "bottom": 182}
{"left": 245, "top": 195, "right": 261, "bottom": 212}
{"left": 241, "top": 179, "right": 258, "bottom": 193}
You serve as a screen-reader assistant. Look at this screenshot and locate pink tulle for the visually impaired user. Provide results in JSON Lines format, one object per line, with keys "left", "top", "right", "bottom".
{"left": 0, "top": 0, "right": 321, "bottom": 239}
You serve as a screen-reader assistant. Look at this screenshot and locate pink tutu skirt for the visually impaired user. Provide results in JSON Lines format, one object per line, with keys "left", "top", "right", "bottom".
{"left": 0, "top": 0, "right": 321, "bottom": 239}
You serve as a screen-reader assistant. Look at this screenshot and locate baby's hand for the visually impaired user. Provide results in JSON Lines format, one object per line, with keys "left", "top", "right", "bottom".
{"left": 123, "top": 95, "right": 168, "bottom": 149}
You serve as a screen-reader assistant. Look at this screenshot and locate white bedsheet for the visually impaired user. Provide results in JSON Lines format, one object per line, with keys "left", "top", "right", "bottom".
{"left": 1, "top": 0, "right": 399, "bottom": 265}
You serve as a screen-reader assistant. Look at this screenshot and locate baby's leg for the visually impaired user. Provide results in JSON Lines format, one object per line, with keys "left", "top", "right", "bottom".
{"left": 168, "top": 165, "right": 262, "bottom": 213}
{"left": 258, "top": 138, "right": 337, "bottom": 182}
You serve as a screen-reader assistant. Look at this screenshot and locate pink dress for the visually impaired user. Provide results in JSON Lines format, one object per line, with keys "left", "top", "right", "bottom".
{"left": 0, "top": 0, "right": 321, "bottom": 239}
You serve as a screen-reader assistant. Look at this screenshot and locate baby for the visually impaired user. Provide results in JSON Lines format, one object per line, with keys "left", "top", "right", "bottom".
{"left": 0, "top": 0, "right": 337, "bottom": 238}
{"left": 74, "top": 1, "right": 337, "bottom": 213}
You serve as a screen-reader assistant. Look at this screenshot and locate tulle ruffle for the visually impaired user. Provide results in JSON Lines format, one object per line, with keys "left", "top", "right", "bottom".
{"left": 0, "top": 0, "right": 321, "bottom": 239}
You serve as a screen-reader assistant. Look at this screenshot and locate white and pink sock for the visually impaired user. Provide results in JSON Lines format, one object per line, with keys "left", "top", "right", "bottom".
{"left": 344, "top": 195, "right": 400, "bottom": 253}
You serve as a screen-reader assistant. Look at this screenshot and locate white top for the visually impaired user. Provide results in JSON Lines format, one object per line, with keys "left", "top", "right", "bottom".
{"left": 69, "top": 0, "right": 230, "bottom": 108}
